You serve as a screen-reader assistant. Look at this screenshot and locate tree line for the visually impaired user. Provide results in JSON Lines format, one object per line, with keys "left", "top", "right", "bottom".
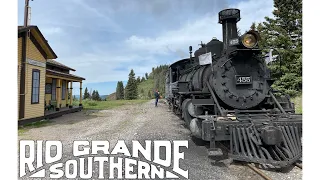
{"left": 83, "top": 87, "right": 103, "bottom": 101}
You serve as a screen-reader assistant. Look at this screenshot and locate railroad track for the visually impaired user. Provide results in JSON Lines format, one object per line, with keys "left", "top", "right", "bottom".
{"left": 247, "top": 162, "right": 302, "bottom": 180}
{"left": 215, "top": 142, "right": 302, "bottom": 180}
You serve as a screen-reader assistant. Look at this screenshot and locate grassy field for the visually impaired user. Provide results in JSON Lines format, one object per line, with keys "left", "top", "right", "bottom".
{"left": 73, "top": 99, "right": 149, "bottom": 110}
{"left": 293, "top": 95, "right": 302, "bottom": 114}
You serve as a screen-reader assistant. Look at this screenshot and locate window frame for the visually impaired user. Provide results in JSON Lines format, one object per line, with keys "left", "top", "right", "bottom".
{"left": 51, "top": 79, "right": 56, "bottom": 100}
{"left": 62, "top": 80, "right": 66, "bottom": 100}
{"left": 31, "top": 69, "right": 40, "bottom": 104}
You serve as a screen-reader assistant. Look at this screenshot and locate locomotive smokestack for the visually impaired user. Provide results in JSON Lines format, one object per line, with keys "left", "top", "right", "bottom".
{"left": 218, "top": 9, "right": 241, "bottom": 50}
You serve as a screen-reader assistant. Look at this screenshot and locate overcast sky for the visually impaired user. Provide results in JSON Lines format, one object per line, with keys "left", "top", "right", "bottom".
{"left": 18, "top": 0, "right": 273, "bottom": 95}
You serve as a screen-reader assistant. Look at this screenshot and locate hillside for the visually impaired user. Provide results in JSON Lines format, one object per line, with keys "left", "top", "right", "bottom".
{"left": 106, "top": 92, "right": 116, "bottom": 100}
{"left": 137, "top": 78, "right": 155, "bottom": 99}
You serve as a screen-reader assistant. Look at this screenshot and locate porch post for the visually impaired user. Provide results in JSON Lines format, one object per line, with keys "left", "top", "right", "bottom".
{"left": 79, "top": 81, "right": 83, "bottom": 106}
{"left": 56, "top": 79, "right": 61, "bottom": 111}
{"left": 66, "top": 80, "right": 69, "bottom": 107}
{"left": 69, "top": 81, "right": 73, "bottom": 108}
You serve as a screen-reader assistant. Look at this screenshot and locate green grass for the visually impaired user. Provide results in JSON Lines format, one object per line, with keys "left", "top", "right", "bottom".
{"left": 18, "top": 119, "right": 52, "bottom": 136}
{"left": 292, "top": 94, "right": 302, "bottom": 114}
{"left": 74, "top": 99, "right": 149, "bottom": 110}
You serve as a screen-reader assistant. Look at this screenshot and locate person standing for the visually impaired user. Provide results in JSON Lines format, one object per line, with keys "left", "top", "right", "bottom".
{"left": 154, "top": 90, "right": 160, "bottom": 107}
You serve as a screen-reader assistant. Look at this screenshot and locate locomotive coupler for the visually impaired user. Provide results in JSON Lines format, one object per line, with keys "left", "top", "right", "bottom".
{"left": 206, "top": 113, "right": 223, "bottom": 157}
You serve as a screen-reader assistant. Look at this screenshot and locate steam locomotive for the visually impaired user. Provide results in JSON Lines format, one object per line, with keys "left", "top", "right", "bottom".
{"left": 165, "top": 9, "right": 302, "bottom": 168}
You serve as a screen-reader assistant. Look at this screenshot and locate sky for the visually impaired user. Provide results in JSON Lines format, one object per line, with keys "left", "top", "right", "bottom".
{"left": 18, "top": 0, "right": 274, "bottom": 95}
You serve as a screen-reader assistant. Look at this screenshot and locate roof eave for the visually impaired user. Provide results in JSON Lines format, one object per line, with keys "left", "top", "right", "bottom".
{"left": 47, "top": 62, "right": 76, "bottom": 71}
{"left": 18, "top": 26, "right": 58, "bottom": 59}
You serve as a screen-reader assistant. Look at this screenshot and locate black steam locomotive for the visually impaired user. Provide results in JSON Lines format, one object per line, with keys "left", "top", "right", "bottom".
{"left": 165, "top": 9, "right": 302, "bottom": 167}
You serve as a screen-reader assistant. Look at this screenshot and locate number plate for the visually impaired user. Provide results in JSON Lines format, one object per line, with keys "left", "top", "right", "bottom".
{"left": 235, "top": 75, "right": 252, "bottom": 85}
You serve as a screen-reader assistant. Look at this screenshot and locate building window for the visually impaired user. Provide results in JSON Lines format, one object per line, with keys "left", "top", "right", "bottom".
{"left": 52, "top": 79, "right": 56, "bottom": 100}
{"left": 62, "top": 80, "right": 66, "bottom": 100}
{"left": 31, "top": 69, "right": 40, "bottom": 104}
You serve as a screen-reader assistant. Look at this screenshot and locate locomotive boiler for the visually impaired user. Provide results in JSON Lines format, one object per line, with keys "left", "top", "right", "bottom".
{"left": 165, "top": 8, "right": 302, "bottom": 168}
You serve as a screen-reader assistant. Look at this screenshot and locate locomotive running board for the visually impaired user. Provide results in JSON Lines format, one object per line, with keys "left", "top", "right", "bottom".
{"left": 228, "top": 122, "right": 302, "bottom": 168}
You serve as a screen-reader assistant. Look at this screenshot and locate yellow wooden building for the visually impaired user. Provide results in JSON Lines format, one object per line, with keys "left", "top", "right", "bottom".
{"left": 18, "top": 26, "right": 85, "bottom": 125}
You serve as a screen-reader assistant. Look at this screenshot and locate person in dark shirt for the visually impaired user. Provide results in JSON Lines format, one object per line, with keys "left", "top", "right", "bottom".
{"left": 154, "top": 90, "right": 160, "bottom": 107}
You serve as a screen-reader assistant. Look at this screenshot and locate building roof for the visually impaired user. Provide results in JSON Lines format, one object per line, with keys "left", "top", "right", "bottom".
{"left": 47, "top": 59, "right": 76, "bottom": 71}
{"left": 46, "top": 69, "right": 85, "bottom": 81}
{"left": 18, "top": 26, "right": 57, "bottom": 59}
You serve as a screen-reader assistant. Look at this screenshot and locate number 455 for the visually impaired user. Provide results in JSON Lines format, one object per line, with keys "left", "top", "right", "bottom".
{"left": 237, "top": 77, "right": 251, "bottom": 83}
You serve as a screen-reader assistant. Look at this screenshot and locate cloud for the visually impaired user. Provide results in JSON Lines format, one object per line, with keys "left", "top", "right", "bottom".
{"left": 19, "top": 0, "right": 274, "bottom": 86}
{"left": 41, "top": 27, "right": 63, "bottom": 36}
{"left": 124, "top": 0, "right": 274, "bottom": 59}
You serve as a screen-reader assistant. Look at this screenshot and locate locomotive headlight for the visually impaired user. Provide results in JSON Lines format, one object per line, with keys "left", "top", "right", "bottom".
{"left": 241, "top": 33, "right": 258, "bottom": 48}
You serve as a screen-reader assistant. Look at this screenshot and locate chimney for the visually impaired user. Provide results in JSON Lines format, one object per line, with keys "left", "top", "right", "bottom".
{"left": 218, "top": 9, "right": 241, "bottom": 50}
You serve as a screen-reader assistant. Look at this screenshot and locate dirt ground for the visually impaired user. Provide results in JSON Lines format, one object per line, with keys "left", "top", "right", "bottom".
{"left": 18, "top": 100, "right": 302, "bottom": 180}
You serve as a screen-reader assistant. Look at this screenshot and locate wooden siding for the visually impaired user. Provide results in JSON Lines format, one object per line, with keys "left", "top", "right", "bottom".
{"left": 26, "top": 38, "right": 46, "bottom": 63}
{"left": 24, "top": 64, "right": 46, "bottom": 119}
{"left": 20, "top": 37, "right": 47, "bottom": 120}
{"left": 18, "top": 37, "right": 22, "bottom": 117}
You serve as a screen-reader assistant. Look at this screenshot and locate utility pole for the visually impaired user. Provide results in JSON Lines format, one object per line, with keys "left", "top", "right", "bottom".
{"left": 24, "top": 0, "right": 31, "bottom": 27}
{"left": 19, "top": 0, "right": 32, "bottom": 119}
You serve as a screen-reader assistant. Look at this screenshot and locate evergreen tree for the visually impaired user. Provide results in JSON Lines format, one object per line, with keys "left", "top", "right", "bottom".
{"left": 137, "top": 76, "right": 141, "bottom": 84}
{"left": 119, "top": 81, "right": 124, "bottom": 99}
{"left": 125, "top": 69, "right": 138, "bottom": 100}
{"left": 256, "top": 0, "right": 302, "bottom": 96}
{"left": 250, "top": 22, "right": 256, "bottom": 31}
{"left": 116, "top": 81, "right": 121, "bottom": 100}
{"left": 141, "top": 77, "right": 146, "bottom": 82}
{"left": 92, "top": 90, "right": 96, "bottom": 100}
{"left": 145, "top": 73, "right": 148, "bottom": 79}
{"left": 84, "top": 87, "right": 90, "bottom": 99}
{"left": 95, "top": 90, "right": 101, "bottom": 101}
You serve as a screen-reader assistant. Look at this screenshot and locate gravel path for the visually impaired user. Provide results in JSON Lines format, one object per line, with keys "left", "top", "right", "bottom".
{"left": 18, "top": 100, "right": 302, "bottom": 180}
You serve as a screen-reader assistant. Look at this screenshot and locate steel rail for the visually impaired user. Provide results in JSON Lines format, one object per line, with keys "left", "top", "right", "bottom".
{"left": 247, "top": 163, "right": 272, "bottom": 180}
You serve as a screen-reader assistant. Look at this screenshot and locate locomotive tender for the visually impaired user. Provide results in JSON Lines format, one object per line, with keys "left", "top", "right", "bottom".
{"left": 165, "top": 9, "right": 302, "bottom": 167}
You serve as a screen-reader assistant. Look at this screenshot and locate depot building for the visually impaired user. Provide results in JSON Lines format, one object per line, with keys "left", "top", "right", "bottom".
{"left": 18, "top": 26, "right": 85, "bottom": 125}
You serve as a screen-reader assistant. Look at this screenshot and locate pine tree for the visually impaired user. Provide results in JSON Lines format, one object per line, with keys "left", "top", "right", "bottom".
{"left": 145, "top": 73, "right": 148, "bottom": 79}
{"left": 141, "top": 77, "right": 146, "bottom": 82}
{"left": 119, "top": 81, "right": 124, "bottom": 99}
{"left": 125, "top": 69, "right": 138, "bottom": 100}
{"left": 256, "top": 0, "right": 302, "bottom": 96}
{"left": 116, "top": 81, "right": 121, "bottom": 100}
{"left": 137, "top": 76, "right": 141, "bottom": 84}
{"left": 95, "top": 90, "right": 101, "bottom": 101}
{"left": 92, "top": 90, "right": 96, "bottom": 100}
{"left": 250, "top": 22, "right": 256, "bottom": 31}
{"left": 84, "top": 87, "right": 90, "bottom": 99}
